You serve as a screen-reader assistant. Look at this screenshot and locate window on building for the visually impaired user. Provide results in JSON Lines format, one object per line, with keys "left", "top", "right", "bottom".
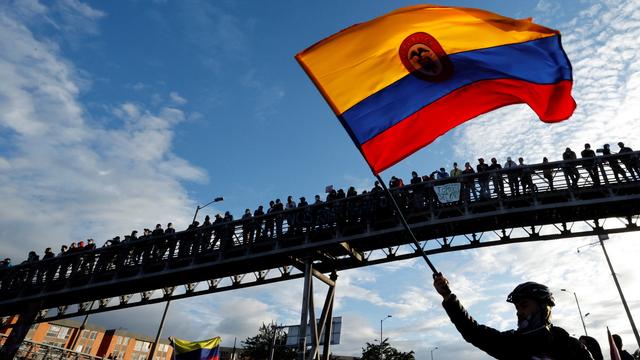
{"left": 58, "top": 327, "right": 70, "bottom": 339}
{"left": 134, "top": 340, "right": 144, "bottom": 351}
{"left": 134, "top": 340, "right": 151, "bottom": 352}
{"left": 46, "top": 325, "right": 60, "bottom": 337}
{"left": 75, "top": 344, "right": 83, "bottom": 352}
{"left": 81, "top": 330, "right": 89, "bottom": 338}
{"left": 89, "top": 331, "right": 97, "bottom": 340}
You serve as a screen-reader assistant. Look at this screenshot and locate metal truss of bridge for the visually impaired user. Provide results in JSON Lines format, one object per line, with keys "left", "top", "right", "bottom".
{"left": 1, "top": 152, "right": 640, "bottom": 359}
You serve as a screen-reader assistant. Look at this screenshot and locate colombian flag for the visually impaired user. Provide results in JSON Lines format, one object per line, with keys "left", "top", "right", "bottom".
{"left": 170, "top": 336, "right": 221, "bottom": 360}
{"left": 296, "top": 5, "right": 575, "bottom": 174}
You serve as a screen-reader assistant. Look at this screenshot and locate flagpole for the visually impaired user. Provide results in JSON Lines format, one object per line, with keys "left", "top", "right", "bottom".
{"left": 375, "top": 174, "right": 438, "bottom": 274}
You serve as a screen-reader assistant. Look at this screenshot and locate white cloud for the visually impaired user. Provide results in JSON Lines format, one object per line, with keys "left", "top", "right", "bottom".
{"left": 0, "top": 2, "right": 205, "bottom": 259}
{"left": 453, "top": 0, "right": 640, "bottom": 165}
{"left": 2, "top": 1, "right": 640, "bottom": 359}
{"left": 169, "top": 91, "right": 187, "bottom": 105}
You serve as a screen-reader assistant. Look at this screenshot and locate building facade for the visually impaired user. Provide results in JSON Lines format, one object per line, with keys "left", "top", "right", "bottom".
{"left": 1, "top": 317, "right": 172, "bottom": 360}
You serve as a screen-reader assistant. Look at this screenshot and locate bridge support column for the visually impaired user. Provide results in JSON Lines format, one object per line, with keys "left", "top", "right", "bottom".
{"left": 0, "top": 302, "right": 40, "bottom": 360}
{"left": 297, "top": 260, "right": 337, "bottom": 360}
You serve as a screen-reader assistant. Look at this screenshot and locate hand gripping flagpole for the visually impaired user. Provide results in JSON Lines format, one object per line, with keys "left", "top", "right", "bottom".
{"left": 375, "top": 174, "right": 438, "bottom": 274}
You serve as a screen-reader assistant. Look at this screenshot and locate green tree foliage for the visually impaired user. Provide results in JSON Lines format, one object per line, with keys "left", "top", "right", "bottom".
{"left": 361, "top": 338, "right": 415, "bottom": 360}
{"left": 242, "top": 323, "right": 296, "bottom": 360}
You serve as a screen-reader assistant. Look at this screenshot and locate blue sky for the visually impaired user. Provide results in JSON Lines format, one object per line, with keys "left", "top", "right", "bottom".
{"left": 1, "top": 0, "right": 640, "bottom": 358}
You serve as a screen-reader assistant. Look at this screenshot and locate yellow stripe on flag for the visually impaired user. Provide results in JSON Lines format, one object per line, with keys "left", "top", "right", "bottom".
{"left": 171, "top": 336, "right": 221, "bottom": 354}
{"left": 296, "top": 5, "right": 559, "bottom": 115}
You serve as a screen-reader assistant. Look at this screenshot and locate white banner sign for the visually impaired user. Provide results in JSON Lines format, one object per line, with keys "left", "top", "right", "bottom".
{"left": 285, "top": 317, "right": 342, "bottom": 346}
{"left": 434, "top": 182, "right": 461, "bottom": 203}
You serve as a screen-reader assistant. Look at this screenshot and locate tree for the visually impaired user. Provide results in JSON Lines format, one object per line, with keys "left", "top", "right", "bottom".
{"left": 242, "top": 322, "right": 296, "bottom": 360}
{"left": 361, "top": 338, "right": 415, "bottom": 360}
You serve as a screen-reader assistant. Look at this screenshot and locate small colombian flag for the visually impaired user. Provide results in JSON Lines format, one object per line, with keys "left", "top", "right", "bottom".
{"left": 170, "top": 336, "right": 221, "bottom": 360}
{"left": 296, "top": 5, "right": 575, "bottom": 174}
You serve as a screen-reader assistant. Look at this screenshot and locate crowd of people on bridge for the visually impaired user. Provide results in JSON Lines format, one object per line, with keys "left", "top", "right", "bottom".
{"left": 1, "top": 142, "right": 638, "bottom": 287}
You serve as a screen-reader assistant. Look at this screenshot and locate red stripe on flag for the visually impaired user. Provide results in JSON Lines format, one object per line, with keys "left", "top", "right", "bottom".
{"left": 608, "top": 327, "right": 622, "bottom": 360}
{"left": 361, "top": 79, "right": 575, "bottom": 173}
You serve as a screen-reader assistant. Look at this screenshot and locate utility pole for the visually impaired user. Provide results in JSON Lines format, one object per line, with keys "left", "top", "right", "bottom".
{"left": 192, "top": 197, "right": 224, "bottom": 223}
{"left": 598, "top": 234, "right": 640, "bottom": 350}
{"left": 148, "top": 300, "right": 171, "bottom": 360}
{"left": 561, "top": 289, "right": 588, "bottom": 336}
{"left": 430, "top": 347, "right": 438, "bottom": 360}
{"left": 380, "top": 315, "right": 391, "bottom": 360}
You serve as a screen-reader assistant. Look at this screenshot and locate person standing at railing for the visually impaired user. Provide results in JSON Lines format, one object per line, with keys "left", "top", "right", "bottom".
{"left": 409, "top": 171, "right": 425, "bottom": 210}
{"left": 198, "top": 216, "right": 213, "bottom": 254}
{"left": 433, "top": 167, "right": 449, "bottom": 180}
{"left": 410, "top": 171, "right": 422, "bottom": 185}
{"left": 597, "top": 144, "right": 629, "bottom": 182}
{"left": 40, "top": 247, "right": 56, "bottom": 283}
{"left": 542, "top": 157, "right": 555, "bottom": 191}
{"left": 461, "top": 162, "right": 478, "bottom": 202}
{"left": 165, "top": 223, "right": 177, "bottom": 258}
{"left": 0, "top": 258, "right": 11, "bottom": 290}
{"left": 476, "top": 158, "right": 490, "bottom": 199}
{"left": 222, "top": 211, "right": 235, "bottom": 249}
{"left": 286, "top": 196, "right": 297, "bottom": 235}
{"left": 488, "top": 158, "right": 504, "bottom": 196}
{"left": 371, "top": 180, "right": 383, "bottom": 192}
{"left": 518, "top": 157, "right": 536, "bottom": 194}
{"left": 212, "top": 214, "right": 224, "bottom": 249}
{"left": 298, "top": 197, "right": 312, "bottom": 233}
{"left": 450, "top": 162, "right": 462, "bottom": 177}
{"left": 273, "top": 199, "right": 284, "bottom": 238}
{"left": 253, "top": 205, "right": 265, "bottom": 241}
{"left": 265, "top": 201, "right": 275, "bottom": 239}
{"left": 150, "top": 225, "right": 164, "bottom": 261}
{"left": 581, "top": 143, "right": 600, "bottom": 186}
{"left": 504, "top": 157, "right": 520, "bottom": 196}
{"left": 242, "top": 209, "right": 253, "bottom": 245}
{"left": 618, "top": 142, "right": 640, "bottom": 180}
{"left": 80, "top": 239, "right": 96, "bottom": 275}
{"left": 563, "top": 147, "right": 580, "bottom": 187}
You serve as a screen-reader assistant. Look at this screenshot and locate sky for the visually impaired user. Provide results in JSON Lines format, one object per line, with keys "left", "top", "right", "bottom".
{"left": 1, "top": 0, "right": 640, "bottom": 358}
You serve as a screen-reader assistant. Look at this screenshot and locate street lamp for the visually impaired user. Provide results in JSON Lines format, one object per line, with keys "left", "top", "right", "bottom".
{"left": 380, "top": 315, "right": 391, "bottom": 360}
{"left": 430, "top": 346, "right": 438, "bottom": 360}
{"left": 597, "top": 233, "right": 640, "bottom": 349}
{"left": 192, "top": 196, "right": 224, "bottom": 223}
{"left": 560, "top": 289, "right": 588, "bottom": 336}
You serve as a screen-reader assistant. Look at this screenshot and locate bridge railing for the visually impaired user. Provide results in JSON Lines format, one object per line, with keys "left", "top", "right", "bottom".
{"left": 1, "top": 152, "right": 638, "bottom": 297}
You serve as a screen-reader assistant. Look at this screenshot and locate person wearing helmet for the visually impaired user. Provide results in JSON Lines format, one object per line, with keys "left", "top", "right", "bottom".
{"left": 433, "top": 273, "right": 593, "bottom": 359}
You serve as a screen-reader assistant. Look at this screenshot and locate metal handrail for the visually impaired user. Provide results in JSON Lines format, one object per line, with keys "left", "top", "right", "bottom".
{"left": 1, "top": 152, "right": 639, "bottom": 299}
{"left": 0, "top": 333, "right": 105, "bottom": 360}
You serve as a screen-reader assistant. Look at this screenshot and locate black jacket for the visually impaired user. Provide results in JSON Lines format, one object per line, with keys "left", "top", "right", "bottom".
{"left": 443, "top": 294, "right": 593, "bottom": 360}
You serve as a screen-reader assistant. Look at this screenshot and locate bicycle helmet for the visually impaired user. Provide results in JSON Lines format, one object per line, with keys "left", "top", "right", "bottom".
{"left": 507, "top": 282, "right": 555, "bottom": 306}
